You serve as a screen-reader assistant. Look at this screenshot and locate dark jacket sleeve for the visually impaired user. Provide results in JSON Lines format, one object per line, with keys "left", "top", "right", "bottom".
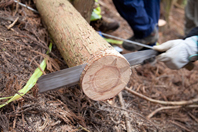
{"left": 184, "top": 27, "right": 198, "bottom": 39}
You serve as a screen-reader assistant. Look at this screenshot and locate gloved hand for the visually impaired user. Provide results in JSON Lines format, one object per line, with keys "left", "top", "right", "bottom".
{"left": 153, "top": 36, "right": 198, "bottom": 70}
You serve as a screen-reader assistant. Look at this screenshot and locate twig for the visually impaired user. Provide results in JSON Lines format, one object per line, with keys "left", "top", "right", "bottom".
{"left": 0, "top": 16, "right": 23, "bottom": 23}
{"left": 22, "top": 112, "right": 25, "bottom": 126}
{"left": 147, "top": 105, "right": 198, "bottom": 119}
{"left": 118, "top": 92, "right": 132, "bottom": 132}
{"left": 188, "top": 112, "right": 198, "bottom": 123}
{"left": 33, "top": 60, "right": 46, "bottom": 75}
{"left": 125, "top": 87, "right": 198, "bottom": 106}
{"left": 21, "top": 101, "right": 25, "bottom": 127}
{"left": 49, "top": 120, "right": 61, "bottom": 127}
{"left": 147, "top": 106, "right": 181, "bottom": 119}
{"left": 13, "top": 103, "right": 19, "bottom": 128}
{"left": 38, "top": 113, "right": 50, "bottom": 131}
{"left": 13, "top": 0, "right": 19, "bottom": 16}
{"left": 169, "top": 120, "right": 191, "bottom": 132}
{"left": 29, "top": 55, "right": 42, "bottom": 67}
{"left": 78, "top": 125, "right": 90, "bottom": 132}
{"left": 7, "top": 16, "right": 19, "bottom": 30}
{"left": 187, "top": 104, "right": 198, "bottom": 108}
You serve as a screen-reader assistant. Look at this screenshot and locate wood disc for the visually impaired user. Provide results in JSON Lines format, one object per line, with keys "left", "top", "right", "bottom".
{"left": 81, "top": 55, "right": 131, "bottom": 101}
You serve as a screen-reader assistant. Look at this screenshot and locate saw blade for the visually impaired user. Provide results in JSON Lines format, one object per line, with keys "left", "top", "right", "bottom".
{"left": 38, "top": 63, "right": 86, "bottom": 92}
{"left": 123, "top": 49, "right": 158, "bottom": 66}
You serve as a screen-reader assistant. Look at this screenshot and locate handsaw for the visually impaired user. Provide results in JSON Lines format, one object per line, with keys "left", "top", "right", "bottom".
{"left": 38, "top": 34, "right": 159, "bottom": 93}
{"left": 38, "top": 50, "right": 159, "bottom": 93}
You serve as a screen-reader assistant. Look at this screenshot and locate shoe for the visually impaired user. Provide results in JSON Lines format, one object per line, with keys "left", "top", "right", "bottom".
{"left": 122, "top": 26, "right": 159, "bottom": 51}
{"left": 90, "top": 16, "right": 120, "bottom": 33}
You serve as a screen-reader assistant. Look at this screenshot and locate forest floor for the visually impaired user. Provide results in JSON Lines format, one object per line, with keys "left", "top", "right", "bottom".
{"left": 1, "top": 0, "right": 198, "bottom": 132}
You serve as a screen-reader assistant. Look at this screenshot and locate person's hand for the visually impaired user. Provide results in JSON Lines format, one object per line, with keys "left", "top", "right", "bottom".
{"left": 153, "top": 36, "right": 198, "bottom": 70}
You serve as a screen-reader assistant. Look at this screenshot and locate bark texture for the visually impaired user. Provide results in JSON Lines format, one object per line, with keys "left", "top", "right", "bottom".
{"left": 35, "top": 0, "right": 131, "bottom": 101}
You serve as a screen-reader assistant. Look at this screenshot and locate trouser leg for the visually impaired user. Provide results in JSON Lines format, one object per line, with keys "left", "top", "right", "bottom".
{"left": 113, "top": 0, "right": 160, "bottom": 39}
{"left": 185, "top": 0, "right": 198, "bottom": 35}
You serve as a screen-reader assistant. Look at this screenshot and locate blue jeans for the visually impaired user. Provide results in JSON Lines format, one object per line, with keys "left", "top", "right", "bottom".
{"left": 113, "top": 0, "right": 160, "bottom": 39}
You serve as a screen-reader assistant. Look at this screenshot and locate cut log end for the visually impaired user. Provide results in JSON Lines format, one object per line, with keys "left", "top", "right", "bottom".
{"left": 81, "top": 52, "right": 131, "bottom": 101}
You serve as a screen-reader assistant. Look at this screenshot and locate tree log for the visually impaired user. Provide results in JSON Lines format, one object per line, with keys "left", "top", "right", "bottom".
{"left": 35, "top": 0, "right": 131, "bottom": 101}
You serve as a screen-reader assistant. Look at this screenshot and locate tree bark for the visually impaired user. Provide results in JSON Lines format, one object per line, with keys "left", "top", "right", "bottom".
{"left": 35, "top": 0, "right": 131, "bottom": 101}
{"left": 72, "top": 0, "right": 94, "bottom": 23}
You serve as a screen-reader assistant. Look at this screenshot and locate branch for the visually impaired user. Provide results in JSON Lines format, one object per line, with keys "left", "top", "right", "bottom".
{"left": 169, "top": 120, "right": 191, "bottom": 132}
{"left": 118, "top": 92, "right": 132, "bottom": 132}
{"left": 7, "top": 17, "right": 19, "bottom": 30}
{"left": 147, "top": 106, "right": 181, "bottom": 119}
{"left": 124, "top": 87, "right": 198, "bottom": 106}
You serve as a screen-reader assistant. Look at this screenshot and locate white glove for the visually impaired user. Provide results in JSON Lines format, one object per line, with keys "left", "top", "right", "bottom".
{"left": 153, "top": 36, "right": 198, "bottom": 70}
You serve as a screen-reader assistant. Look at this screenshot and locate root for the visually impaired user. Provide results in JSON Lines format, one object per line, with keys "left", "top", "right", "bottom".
{"left": 125, "top": 87, "right": 198, "bottom": 106}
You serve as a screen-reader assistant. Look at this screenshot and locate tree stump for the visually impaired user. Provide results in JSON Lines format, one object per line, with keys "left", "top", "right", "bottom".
{"left": 35, "top": 0, "right": 131, "bottom": 101}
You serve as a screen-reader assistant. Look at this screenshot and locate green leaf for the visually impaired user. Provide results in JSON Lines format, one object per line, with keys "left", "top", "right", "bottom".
{"left": 0, "top": 96, "right": 13, "bottom": 100}
{"left": 90, "top": 0, "right": 102, "bottom": 21}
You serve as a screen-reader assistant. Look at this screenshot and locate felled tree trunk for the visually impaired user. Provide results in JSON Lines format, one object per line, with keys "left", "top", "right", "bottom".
{"left": 35, "top": 0, "right": 131, "bottom": 101}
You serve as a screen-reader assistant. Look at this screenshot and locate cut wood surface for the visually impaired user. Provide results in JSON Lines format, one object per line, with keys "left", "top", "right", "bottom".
{"left": 35, "top": 0, "right": 131, "bottom": 101}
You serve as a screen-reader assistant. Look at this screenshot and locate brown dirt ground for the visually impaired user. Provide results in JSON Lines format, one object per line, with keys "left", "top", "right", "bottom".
{"left": 0, "top": 0, "right": 198, "bottom": 132}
